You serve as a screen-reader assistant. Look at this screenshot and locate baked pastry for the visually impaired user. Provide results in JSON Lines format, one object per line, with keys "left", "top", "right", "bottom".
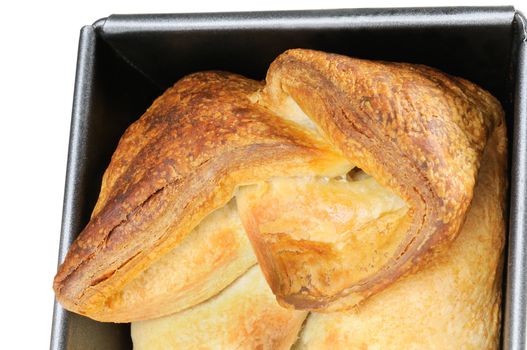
{"left": 132, "top": 265, "right": 308, "bottom": 349}
{"left": 53, "top": 49, "right": 506, "bottom": 348}
{"left": 293, "top": 125, "right": 506, "bottom": 349}
{"left": 53, "top": 67, "right": 350, "bottom": 322}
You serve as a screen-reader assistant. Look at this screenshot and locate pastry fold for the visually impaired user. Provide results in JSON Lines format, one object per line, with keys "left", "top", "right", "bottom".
{"left": 53, "top": 49, "right": 505, "bottom": 323}
{"left": 53, "top": 68, "right": 350, "bottom": 321}
{"left": 294, "top": 125, "right": 507, "bottom": 349}
{"left": 248, "top": 49, "right": 503, "bottom": 310}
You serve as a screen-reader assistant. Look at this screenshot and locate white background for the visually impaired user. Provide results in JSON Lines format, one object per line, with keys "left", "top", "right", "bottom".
{"left": 0, "top": 0, "right": 521, "bottom": 348}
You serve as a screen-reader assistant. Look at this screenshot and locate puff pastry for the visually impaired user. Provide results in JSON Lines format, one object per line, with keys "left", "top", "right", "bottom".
{"left": 53, "top": 49, "right": 506, "bottom": 348}
{"left": 132, "top": 265, "right": 307, "bottom": 350}
{"left": 293, "top": 125, "right": 506, "bottom": 349}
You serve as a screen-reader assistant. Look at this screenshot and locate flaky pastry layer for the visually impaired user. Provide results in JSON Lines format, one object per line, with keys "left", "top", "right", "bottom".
{"left": 53, "top": 49, "right": 505, "bottom": 324}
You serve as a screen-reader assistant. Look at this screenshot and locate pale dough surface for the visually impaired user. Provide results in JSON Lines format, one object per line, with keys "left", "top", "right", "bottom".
{"left": 132, "top": 265, "right": 308, "bottom": 350}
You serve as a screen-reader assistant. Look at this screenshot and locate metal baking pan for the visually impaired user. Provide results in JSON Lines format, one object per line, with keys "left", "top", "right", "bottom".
{"left": 50, "top": 6, "right": 527, "bottom": 349}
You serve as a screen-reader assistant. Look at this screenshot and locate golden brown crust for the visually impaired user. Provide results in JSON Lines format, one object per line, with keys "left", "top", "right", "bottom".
{"left": 53, "top": 70, "right": 349, "bottom": 319}
{"left": 53, "top": 49, "right": 505, "bottom": 321}
{"left": 246, "top": 49, "right": 504, "bottom": 309}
